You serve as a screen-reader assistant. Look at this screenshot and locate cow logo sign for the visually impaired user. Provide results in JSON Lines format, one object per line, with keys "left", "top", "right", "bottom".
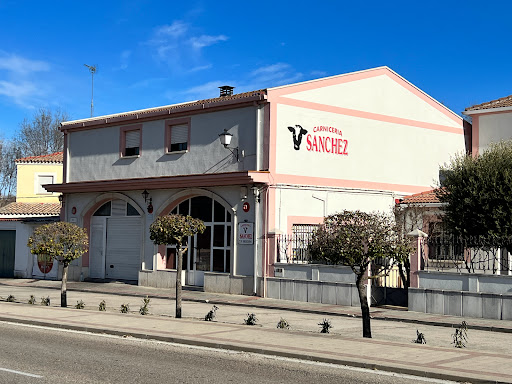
{"left": 288, "top": 125, "right": 308, "bottom": 150}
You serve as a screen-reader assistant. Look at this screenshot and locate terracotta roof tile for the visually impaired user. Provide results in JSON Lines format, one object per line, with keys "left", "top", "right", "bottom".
{"left": 398, "top": 189, "right": 440, "bottom": 205}
{"left": 61, "top": 90, "right": 267, "bottom": 129}
{"left": 0, "top": 202, "right": 60, "bottom": 216}
{"left": 465, "top": 94, "right": 512, "bottom": 112}
{"left": 16, "top": 152, "right": 63, "bottom": 164}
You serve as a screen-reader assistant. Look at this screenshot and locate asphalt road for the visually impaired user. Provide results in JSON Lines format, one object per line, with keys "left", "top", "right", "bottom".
{"left": 0, "top": 321, "right": 453, "bottom": 384}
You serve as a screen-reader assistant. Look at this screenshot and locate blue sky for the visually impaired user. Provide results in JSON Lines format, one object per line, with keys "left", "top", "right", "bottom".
{"left": 1, "top": 1, "right": 511, "bottom": 139}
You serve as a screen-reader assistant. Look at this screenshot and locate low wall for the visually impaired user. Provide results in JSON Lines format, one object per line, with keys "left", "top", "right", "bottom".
{"left": 274, "top": 263, "right": 355, "bottom": 283}
{"left": 139, "top": 270, "right": 178, "bottom": 288}
{"left": 410, "top": 271, "right": 512, "bottom": 320}
{"left": 203, "top": 273, "right": 254, "bottom": 296}
{"left": 266, "top": 277, "right": 360, "bottom": 307}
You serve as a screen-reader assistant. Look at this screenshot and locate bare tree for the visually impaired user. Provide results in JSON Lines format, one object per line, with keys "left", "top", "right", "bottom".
{"left": 0, "top": 140, "right": 21, "bottom": 198}
{"left": 14, "top": 108, "right": 68, "bottom": 157}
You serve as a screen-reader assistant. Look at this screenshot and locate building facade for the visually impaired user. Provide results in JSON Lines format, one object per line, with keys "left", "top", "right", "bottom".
{"left": 0, "top": 152, "right": 63, "bottom": 278}
{"left": 46, "top": 67, "right": 465, "bottom": 295}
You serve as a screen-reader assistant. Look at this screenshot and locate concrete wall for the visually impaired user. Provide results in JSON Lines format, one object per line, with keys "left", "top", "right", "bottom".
{"left": 274, "top": 263, "right": 355, "bottom": 283}
{"left": 409, "top": 271, "right": 512, "bottom": 320}
{"left": 68, "top": 106, "right": 258, "bottom": 182}
{"left": 203, "top": 273, "right": 254, "bottom": 295}
{"left": 266, "top": 277, "right": 360, "bottom": 306}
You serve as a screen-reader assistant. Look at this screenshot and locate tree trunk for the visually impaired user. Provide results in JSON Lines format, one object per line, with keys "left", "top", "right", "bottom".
{"left": 61, "top": 262, "right": 68, "bottom": 307}
{"left": 176, "top": 245, "right": 183, "bottom": 318}
{"left": 356, "top": 274, "right": 372, "bottom": 338}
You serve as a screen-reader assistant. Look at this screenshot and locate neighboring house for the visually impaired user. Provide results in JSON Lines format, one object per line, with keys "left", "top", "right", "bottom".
{"left": 0, "top": 152, "right": 63, "bottom": 278}
{"left": 45, "top": 66, "right": 465, "bottom": 296}
{"left": 463, "top": 94, "right": 512, "bottom": 154}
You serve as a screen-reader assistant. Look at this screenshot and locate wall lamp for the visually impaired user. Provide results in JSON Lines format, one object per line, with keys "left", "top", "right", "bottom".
{"left": 142, "top": 190, "right": 153, "bottom": 213}
{"left": 218, "top": 129, "right": 239, "bottom": 161}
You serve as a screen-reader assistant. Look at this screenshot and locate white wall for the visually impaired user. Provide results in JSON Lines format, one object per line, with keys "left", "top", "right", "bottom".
{"left": 478, "top": 112, "right": 512, "bottom": 154}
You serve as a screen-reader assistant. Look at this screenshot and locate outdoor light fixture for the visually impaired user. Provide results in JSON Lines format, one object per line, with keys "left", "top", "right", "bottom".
{"left": 218, "top": 129, "right": 239, "bottom": 161}
{"left": 142, "top": 189, "right": 150, "bottom": 203}
{"left": 147, "top": 198, "right": 153, "bottom": 214}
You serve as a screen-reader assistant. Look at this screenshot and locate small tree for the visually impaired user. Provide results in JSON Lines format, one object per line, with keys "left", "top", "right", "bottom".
{"left": 149, "top": 214, "right": 205, "bottom": 318}
{"left": 437, "top": 141, "right": 512, "bottom": 247}
{"left": 28, "top": 222, "right": 88, "bottom": 307}
{"left": 309, "top": 210, "right": 410, "bottom": 338}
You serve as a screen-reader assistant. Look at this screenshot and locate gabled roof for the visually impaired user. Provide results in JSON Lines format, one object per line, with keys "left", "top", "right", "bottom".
{"left": 0, "top": 202, "right": 60, "bottom": 216}
{"left": 465, "top": 94, "right": 512, "bottom": 112}
{"left": 16, "top": 152, "right": 63, "bottom": 164}
{"left": 398, "top": 189, "right": 440, "bottom": 205}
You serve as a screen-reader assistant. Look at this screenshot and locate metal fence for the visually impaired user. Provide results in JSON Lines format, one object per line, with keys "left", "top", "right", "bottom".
{"left": 424, "top": 233, "right": 512, "bottom": 274}
{"left": 276, "top": 225, "right": 317, "bottom": 263}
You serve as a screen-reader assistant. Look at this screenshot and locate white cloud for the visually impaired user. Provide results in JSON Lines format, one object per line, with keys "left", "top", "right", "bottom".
{"left": 0, "top": 53, "right": 50, "bottom": 76}
{"left": 182, "top": 80, "right": 230, "bottom": 98}
{"left": 0, "top": 80, "right": 40, "bottom": 108}
{"left": 188, "top": 64, "right": 212, "bottom": 72}
{"left": 119, "top": 50, "right": 132, "bottom": 70}
{"left": 249, "top": 63, "right": 303, "bottom": 87}
{"left": 154, "top": 21, "right": 188, "bottom": 39}
{"left": 189, "top": 34, "right": 228, "bottom": 49}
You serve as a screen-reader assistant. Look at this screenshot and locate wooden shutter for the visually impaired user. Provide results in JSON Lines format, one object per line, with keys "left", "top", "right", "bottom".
{"left": 171, "top": 124, "right": 188, "bottom": 144}
{"left": 125, "top": 130, "right": 140, "bottom": 148}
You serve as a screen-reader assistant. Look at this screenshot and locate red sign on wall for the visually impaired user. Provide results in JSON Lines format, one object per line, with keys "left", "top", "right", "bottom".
{"left": 242, "top": 202, "right": 250, "bottom": 212}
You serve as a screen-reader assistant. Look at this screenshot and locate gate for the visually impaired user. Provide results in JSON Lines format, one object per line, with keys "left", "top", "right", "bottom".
{"left": 0, "top": 230, "right": 15, "bottom": 277}
{"left": 371, "top": 262, "right": 407, "bottom": 307}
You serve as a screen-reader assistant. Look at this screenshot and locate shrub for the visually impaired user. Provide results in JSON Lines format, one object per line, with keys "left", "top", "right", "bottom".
{"left": 6, "top": 295, "right": 15, "bottom": 302}
{"left": 276, "top": 318, "right": 290, "bottom": 330}
{"left": 452, "top": 321, "right": 468, "bottom": 348}
{"left": 318, "top": 319, "right": 332, "bottom": 333}
{"left": 204, "top": 305, "right": 219, "bottom": 321}
{"left": 74, "top": 300, "right": 85, "bottom": 309}
{"left": 41, "top": 296, "right": 50, "bottom": 306}
{"left": 139, "top": 296, "right": 150, "bottom": 315}
{"left": 413, "top": 330, "right": 426, "bottom": 344}
{"left": 98, "top": 300, "right": 106, "bottom": 311}
{"left": 28, "top": 295, "right": 36, "bottom": 305}
{"left": 244, "top": 313, "right": 258, "bottom": 325}
{"left": 120, "top": 303, "right": 130, "bottom": 314}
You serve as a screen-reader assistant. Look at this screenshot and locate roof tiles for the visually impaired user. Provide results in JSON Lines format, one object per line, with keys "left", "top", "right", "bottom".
{"left": 398, "top": 189, "right": 440, "bottom": 205}
{"left": 16, "top": 152, "right": 63, "bottom": 164}
{"left": 465, "top": 94, "right": 512, "bottom": 112}
{"left": 0, "top": 202, "right": 60, "bottom": 216}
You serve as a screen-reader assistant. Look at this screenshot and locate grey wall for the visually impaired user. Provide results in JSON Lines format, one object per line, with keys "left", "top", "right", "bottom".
{"left": 68, "top": 106, "right": 258, "bottom": 182}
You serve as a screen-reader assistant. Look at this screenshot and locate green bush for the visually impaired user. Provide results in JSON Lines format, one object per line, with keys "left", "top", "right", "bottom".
{"left": 98, "top": 300, "right": 106, "bottom": 311}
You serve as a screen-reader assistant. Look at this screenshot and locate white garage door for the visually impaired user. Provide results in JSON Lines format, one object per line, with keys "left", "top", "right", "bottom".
{"left": 105, "top": 217, "right": 142, "bottom": 280}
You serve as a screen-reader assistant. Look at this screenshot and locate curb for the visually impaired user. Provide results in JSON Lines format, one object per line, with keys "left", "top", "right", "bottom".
{"left": 0, "top": 313, "right": 505, "bottom": 384}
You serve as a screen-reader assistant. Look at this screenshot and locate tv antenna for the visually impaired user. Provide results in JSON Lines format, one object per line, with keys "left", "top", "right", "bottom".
{"left": 84, "top": 64, "right": 97, "bottom": 117}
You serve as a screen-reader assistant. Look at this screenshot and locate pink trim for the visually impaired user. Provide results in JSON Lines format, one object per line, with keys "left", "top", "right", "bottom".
{"left": 262, "top": 104, "right": 270, "bottom": 171}
{"left": 275, "top": 97, "right": 463, "bottom": 135}
{"left": 274, "top": 174, "right": 432, "bottom": 194}
{"left": 267, "top": 67, "right": 462, "bottom": 125}
{"left": 165, "top": 117, "right": 191, "bottom": 154}
{"left": 119, "top": 124, "right": 142, "bottom": 158}
{"left": 286, "top": 216, "right": 323, "bottom": 235}
{"left": 472, "top": 116, "right": 479, "bottom": 156}
{"left": 269, "top": 102, "right": 277, "bottom": 174}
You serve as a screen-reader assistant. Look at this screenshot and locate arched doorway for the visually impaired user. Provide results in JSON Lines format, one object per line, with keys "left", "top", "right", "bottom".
{"left": 89, "top": 199, "right": 142, "bottom": 280}
{"left": 165, "top": 196, "right": 232, "bottom": 286}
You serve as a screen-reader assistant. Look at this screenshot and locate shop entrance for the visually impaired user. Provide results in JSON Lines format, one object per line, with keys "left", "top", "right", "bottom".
{"left": 0, "top": 230, "right": 15, "bottom": 278}
{"left": 167, "top": 196, "right": 232, "bottom": 287}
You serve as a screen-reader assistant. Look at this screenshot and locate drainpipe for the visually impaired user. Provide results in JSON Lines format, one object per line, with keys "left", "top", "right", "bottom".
{"left": 253, "top": 188, "right": 259, "bottom": 295}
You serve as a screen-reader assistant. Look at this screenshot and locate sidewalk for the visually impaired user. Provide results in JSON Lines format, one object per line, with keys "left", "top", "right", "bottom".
{"left": 1, "top": 278, "right": 512, "bottom": 383}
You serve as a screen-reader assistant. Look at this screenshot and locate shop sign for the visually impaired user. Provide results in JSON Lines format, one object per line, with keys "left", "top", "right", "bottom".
{"left": 238, "top": 222, "right": 254, "bottom": 245}
{"left": 287, "top": 124, "right": 349, "bottom": 156}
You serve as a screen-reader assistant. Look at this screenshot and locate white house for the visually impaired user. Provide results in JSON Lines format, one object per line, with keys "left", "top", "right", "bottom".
{"left": 45, "top": 66, "right": 465, "bottom": 296}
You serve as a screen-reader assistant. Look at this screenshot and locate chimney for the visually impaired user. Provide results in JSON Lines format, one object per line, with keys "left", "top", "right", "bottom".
{"left": 219, "top": 85, "right": 235, "bottom": 97}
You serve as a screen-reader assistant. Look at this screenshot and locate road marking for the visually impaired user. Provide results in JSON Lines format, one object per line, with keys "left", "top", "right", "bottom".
{"left": 0, "top": 367, "right": 42, "bottom": 378}
{"left": 1, "top": 321, "right": 455, "bottom": 383}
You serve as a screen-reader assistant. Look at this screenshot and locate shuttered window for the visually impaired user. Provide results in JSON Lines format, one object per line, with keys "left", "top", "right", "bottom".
{"left": 166, "top": 119, "right": 190, "bottom": 153}
{"left": 124, "top": 129, "right": 140, "bottom": 156}
{"left": 37, "top": 175, "right": 54, "bottom": 194}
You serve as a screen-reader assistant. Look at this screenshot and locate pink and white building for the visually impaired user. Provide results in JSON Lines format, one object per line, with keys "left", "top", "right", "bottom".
{"left": 46, "top": 66, "right": 465, "bottom": 296}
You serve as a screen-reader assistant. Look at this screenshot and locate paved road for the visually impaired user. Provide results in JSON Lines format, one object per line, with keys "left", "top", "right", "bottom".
{"left": 0, "top": 322, "right": 452, "bottom": 384}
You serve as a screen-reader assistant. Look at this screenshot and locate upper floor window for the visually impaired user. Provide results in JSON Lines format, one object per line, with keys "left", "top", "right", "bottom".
{"left": 165, "top": 118, "right": 190, "bottom": 153}
{"left": 36, "top": 174, "right": 54, "bottom": 194}
{"left": 120, "top": 125, "right": 142, "bottom": 157}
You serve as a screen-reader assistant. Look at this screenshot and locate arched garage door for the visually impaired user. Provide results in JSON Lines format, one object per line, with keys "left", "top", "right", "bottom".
{"left": 89, "top": 199, "right": 142, "bottom": 281}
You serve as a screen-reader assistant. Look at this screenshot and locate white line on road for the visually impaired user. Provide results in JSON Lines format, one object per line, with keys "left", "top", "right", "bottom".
{"left": 1, "top": 320, "right": 455, "bottom": 384}
{"left": 0, "top": 367, "right": 42, "bottom": 378}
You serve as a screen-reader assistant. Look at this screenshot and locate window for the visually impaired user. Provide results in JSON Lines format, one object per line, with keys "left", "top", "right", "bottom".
{"left": 165, "top": 118, "right": 190, "bottom": 153}
{"left": 120, "top": 125, "right": 142, "bottom": 157}
{"left": 36, "top": 175, "right": 54, "bottom": 194}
